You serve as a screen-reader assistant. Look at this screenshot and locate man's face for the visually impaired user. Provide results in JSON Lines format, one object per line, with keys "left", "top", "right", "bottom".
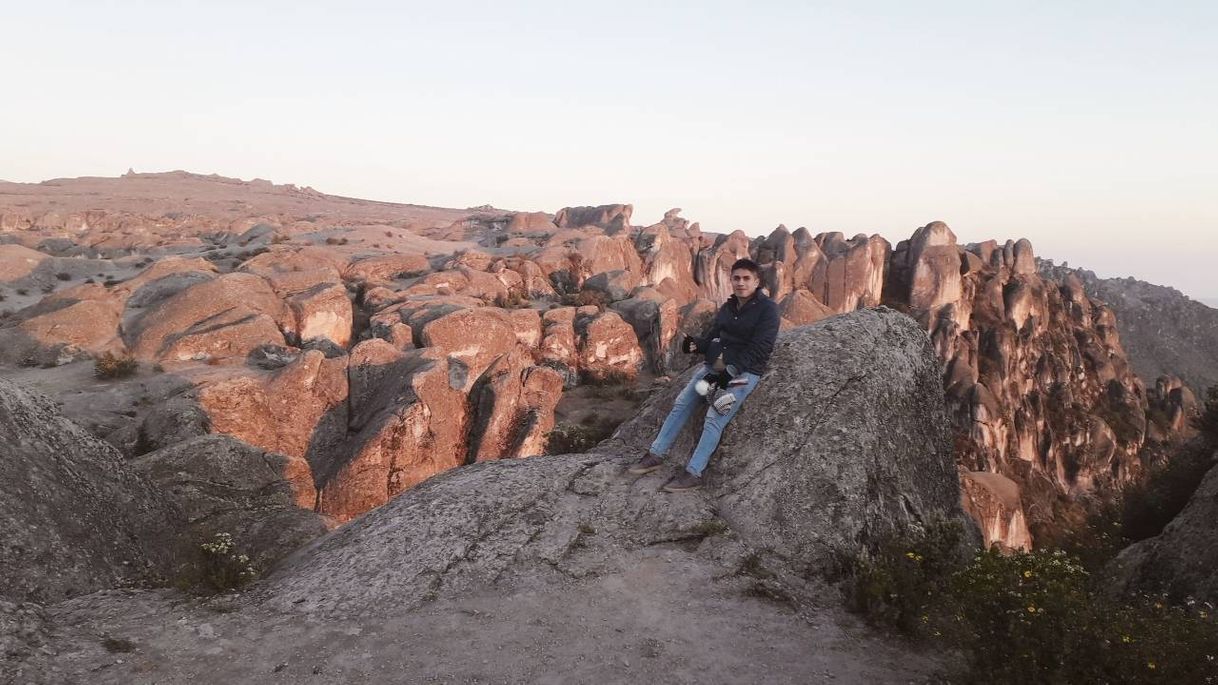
{"left": 731, "top": 268, "right": 760, "bottom": 299}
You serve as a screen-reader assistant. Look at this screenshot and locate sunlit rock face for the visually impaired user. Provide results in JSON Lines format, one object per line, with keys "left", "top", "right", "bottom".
{"left": 886, "top": 223, "right": 1150, "bottom": 549}
{"left": 0, "top": 178, "right": 1177, "bottom": 539}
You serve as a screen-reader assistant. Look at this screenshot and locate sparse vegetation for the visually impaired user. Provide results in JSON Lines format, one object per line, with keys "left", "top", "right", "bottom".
{"left": 848, "top": 524, "right": 1218, "bottom": 683}
{"left": 199, "top": 532, "right": 257, "bottom": 593}
{"left": 324, "top": 236, "right": 349, "bottom": 246}
{"left": 94, "top": 352, "right": 139, "bottom": 379}
{"left": 579, "top": 368, "right": 636, "bottom": 387}
{"left": 93, "top": 351, "right": 138, "bottom": 377}
{"left": 493, "top": 289, "right": 531, "bottom": 309}
{"left": 16, "top": 288, "right": 29, "bottom": 296}
{"left": 545, "top": 422, "right": 615, "bottom": 455}
{"left": 55, "top": 271, "right": 72, "bottom": 281}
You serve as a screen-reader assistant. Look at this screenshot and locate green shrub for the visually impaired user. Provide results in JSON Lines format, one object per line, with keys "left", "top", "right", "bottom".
{"left": 199, "top": 532, "right": 257, "bottom": 592}
{"left": 94, "top": 352, "right": 139, "bottom": 379}
{"left": 848, "top": 520, "right": 966, "bottom": 637}
{"left": 849, "top": 531, "right": 1218, "bottom": 683}
{"left": 948, "top": 549, "right": 1094, "bottom": 680}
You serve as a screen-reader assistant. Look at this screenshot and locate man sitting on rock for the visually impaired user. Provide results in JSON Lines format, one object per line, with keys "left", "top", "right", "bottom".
{"left": 628, "top": 258, "right": 780, "bottom": 492}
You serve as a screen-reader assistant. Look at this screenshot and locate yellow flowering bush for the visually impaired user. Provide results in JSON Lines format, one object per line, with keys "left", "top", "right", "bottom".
{"left": 851, "top": 538, "right": 1218, "bottom": 682}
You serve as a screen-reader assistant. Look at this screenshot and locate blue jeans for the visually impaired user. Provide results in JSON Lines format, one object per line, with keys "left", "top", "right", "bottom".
{"left": 648, "top": 364, "right": 762, "bottom": 476}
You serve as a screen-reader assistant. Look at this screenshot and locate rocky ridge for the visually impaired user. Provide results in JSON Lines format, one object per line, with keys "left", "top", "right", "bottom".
{"left": 0, "top": 172, "right": 1196, "bottom": 549}
{"left": 1038, "top": 260, "right": 1218, "bottom": 399}
{"left": 3, "top": 308, "right": 970, "bottom": 684}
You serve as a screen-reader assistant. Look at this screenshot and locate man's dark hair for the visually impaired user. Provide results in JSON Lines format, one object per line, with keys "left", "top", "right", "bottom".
{"left": 730, "top": 258, "right": 762, "bottom": 277}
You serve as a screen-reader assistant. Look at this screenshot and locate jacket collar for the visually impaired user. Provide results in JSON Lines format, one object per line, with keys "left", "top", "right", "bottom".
{"left": 728, "top": 288, "right": 769, "bottom": 309}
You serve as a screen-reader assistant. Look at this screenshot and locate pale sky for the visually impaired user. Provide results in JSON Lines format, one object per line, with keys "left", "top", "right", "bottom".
{"left": 2, "top": 1, "right": 1215, "bottom": 299}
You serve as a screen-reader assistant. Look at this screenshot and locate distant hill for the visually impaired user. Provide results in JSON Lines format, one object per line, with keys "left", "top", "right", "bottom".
{"left": 1039, "top": 260, "right": 1218, "bottom": 396}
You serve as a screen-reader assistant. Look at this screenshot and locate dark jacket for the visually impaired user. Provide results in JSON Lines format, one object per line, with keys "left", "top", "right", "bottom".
{"left": 696, "top": 290, "right": 780, "bottom": 375}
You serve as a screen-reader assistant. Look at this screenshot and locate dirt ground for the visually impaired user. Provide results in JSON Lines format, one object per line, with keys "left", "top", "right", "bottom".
{"left": 12, "top": 544, "right": 945, "bottom": 685}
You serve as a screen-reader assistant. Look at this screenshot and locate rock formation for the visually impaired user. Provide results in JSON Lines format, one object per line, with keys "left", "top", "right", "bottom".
{"left": 1107, "top": 452, "right": 1218, "bottom": 603}
{"left": 132, "top": 435, "right": 330, "bottom": 570}
{"left": 2, "top": 309, "right": 964, "bottom": 684}
{"left": 1039, "top": 260, "right": 1218, "bottom": 398}
{"left": 0, "top": 376, "right": 189, "bottom": 604}
{"left": 0, "top": 174, "right": 1196, "bottom": 549}
{"left": 263, "top": 308, "right": 974, "bottom": 616}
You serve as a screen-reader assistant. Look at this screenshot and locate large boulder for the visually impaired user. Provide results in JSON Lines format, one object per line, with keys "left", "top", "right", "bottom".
{"left": 0, "top": 285, "right": 125, "bottom": 365}
{"left": 613, "top": 306, "right": 974, "bottom": 570}
{"left": 465, "top": 348, "right": 565, "bottom": 462}
{"left": 0, "top": 376, "right": 189, "bottom": 604}
{"left": 133, "top": 435, "right": 329, "bottom": 571}
{"left": 260, "top": 308, "right": 975, "bottom": 615}
{"left": 575, "top": 309, "right": 644, "bottom": 383}
{"left": 316, "top": 342, "right": 468, "bottom": 522}
{"left": 125, "top": 272, "right": 294, "bottom": 363}
{"left": 195, "top": 350, "right": 349, "bottom": 500}
{"left": 554, "top": 204, "right": 632, "bottom": 232}
{"left": 1107, "top": 454, "right": 1218, "bottom": 603}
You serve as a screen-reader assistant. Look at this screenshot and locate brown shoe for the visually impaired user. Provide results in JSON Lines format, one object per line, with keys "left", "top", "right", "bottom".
{"left": 627, "top": 452, "right": 665, "bottom": 475}
{"left": 662, "top": 471, "right": 703, "bottom": 492}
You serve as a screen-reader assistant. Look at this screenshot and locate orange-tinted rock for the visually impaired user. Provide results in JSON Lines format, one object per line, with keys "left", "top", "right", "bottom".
{"left": 0, "top": 287, "right": 125, "bottom": 364}
{"left": 503, "top": 257, "right": 557, "bottom": 298}
{"left": 540, "top": 307, "right": 578, "bottom": 386}
{"left": 610, "top": 292, "right": 679, "bottom": 373}
{"left": 288, "top": 282, "right": 353, "bottom": 346}
{"left": 239, "top": 246, "right": 348, "bottom": 281}
{"left": 809, "top": 233, "right": 889, "bottom": 312}
{"left": 554, "top": 204, "right": 632, "bottom": 232}
{"left": 780, "top": 289, "right": 835, "bottom": 326}
{"left": 694, "top": 230, "right": 753, "bottom": 302}
{"left": 344, "top": 253, "right": 431, "bottom": 284}
{"left": 466, "top": 348, "right": 565, "bottom": 462}
{"left": 583, "top": 269, "right": 638, "bottom": 302}
{"left": 507, "top": 308, "right": 543, "bottom": 348}
{"left": 317, "top": 344, "right": 467, "bottom": 521}
{"left": 506, "top": 211, "right": 557, "bottom": 233}
{"left": 576, "top": 310, "right": 643, "bottom": 383}
{"left": 533, "top": 232, "right": 644, "bottom": 294}
{"left": 636, "top": 224, "right": 698, "bottom": 303}
{"left": 960, "top": 471, "right": 1033, "bottom": 551}
{"left": 0, "top": 244, "right": 49, "bottom": 282}
{"left": 888, "top": 221, "right": 961, "bottom": 316}
{"left": 195, "top": 350, "right": 349, "bottom": 508}
{"left": 126, "top": 272, "right": 294, "bottom": 362}
{"left": 420, "top": 307, "right": 521, "bottom": 391}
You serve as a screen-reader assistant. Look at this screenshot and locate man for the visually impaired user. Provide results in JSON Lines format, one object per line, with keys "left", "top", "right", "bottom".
{"left": 628, "top": 258, "right": 780, "bottom": 492}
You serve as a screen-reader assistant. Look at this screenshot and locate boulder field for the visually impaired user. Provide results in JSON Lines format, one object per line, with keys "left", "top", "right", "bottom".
{"left": 0, "top": 176, "right": 1196, "bottom": 549}
{"left": 3, "top": 309, "right": 973, "bottom": 683}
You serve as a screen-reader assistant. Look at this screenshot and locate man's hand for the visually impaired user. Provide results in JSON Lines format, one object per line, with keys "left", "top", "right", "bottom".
{"left": 681, "top": 335, "right": 700, "bottom": 354}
